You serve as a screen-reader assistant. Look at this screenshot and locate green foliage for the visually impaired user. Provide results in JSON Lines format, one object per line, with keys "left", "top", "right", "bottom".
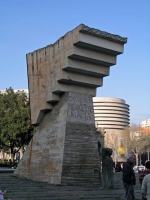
{"left": 0, "top": 160, "right": 18, "bottom": 168}
{"left": 0, "top": 160, "right": 9, "bottom": 167}
{"left": 0, "top": 87, "right": 36, "bottom": 159}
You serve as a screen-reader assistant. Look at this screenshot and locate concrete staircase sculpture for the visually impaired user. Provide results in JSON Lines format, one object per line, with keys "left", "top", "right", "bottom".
{"left": 14, "top": 24, "right": 127, "bottom": 184}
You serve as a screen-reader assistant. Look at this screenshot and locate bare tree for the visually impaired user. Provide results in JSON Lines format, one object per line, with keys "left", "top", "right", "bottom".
{"left": 140, "top": 127, "right": 150, "bottom": 160}
{"left": 123, "top": 124, "right": 149, "bottom": 166}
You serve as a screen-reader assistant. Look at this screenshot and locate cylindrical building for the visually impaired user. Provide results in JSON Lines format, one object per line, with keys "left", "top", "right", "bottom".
{"left": 93, "top": 97, "right": 130, "bottom": 163}
{"left": 93, "top": 97, "right": 130, "bottom": 129}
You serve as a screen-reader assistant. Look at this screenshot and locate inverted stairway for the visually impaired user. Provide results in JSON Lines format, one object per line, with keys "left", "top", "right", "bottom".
{"left": 27, "top": 24, "right": 127, "bottom": 125}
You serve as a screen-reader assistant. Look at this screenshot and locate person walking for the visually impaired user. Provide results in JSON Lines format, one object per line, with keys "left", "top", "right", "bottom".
{"left": 139, "top": 161, "right": 150, "bottom": 184}
{"left": 122, "top": 154, "right": 136, "bottom": 200}
{"left": 141, "top": 161, "right": 150, "bottom": 200}
{"left": 139, "top": 160, "right": 150, "bottom": 200}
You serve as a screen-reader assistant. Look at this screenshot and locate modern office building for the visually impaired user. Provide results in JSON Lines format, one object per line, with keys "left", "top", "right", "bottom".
{"left": 93, "top": 97, "right": 130, "bottom": 163}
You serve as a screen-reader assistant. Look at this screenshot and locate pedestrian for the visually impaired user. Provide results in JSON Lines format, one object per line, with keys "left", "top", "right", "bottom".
{"left": 0, "top": 189, "right": 7, "bottom": 199}
{"left": 122, "top": 154, "right": 136, "bottom": 200}
{"left": 139, "top": 160, "right": 150, "bottom": 184}
{"left": 121, "top": 163, "right": 124, "bottom": 171}
{"left": 139, "top": 160, "right": 150, "bottom": 200}
{"left": 115, "top": 163, "right": 122, "bottom": 172}
{"left": 141, "top": 161, "right": 150, "bottom": 200}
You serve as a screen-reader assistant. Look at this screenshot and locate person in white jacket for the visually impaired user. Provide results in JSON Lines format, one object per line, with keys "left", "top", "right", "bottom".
{"left": 141, "top": 161, "right": 150, "bottom": 200}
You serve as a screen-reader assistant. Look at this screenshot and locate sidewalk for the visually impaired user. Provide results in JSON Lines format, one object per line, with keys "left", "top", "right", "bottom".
{"left": 0, "top": 172, "right": 142, "bottom": 200}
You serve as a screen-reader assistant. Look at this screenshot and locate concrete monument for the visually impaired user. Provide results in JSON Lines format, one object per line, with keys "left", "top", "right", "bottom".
{"left": 14, "top": 24, "right": 127, "bottom": 184}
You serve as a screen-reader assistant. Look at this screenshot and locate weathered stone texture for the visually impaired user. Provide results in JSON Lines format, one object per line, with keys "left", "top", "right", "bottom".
{"left": 15, "top": 92, "right": 101, "bottom": 184}
{"left": 62, "top": 92, "right": 101, "bottom": 184}
{"left": 15, "top": 92, "right": 68, "bottom": 184}
{"left": 62, "top": 122, "right": 101, "bottom": 184}
{"left": 27, "top": 24, "right": 127, "bottom": 125}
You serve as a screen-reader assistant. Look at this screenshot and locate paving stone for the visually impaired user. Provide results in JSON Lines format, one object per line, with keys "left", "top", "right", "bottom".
{"left": 0, "top": 172, "right": 142, "bottom": 200}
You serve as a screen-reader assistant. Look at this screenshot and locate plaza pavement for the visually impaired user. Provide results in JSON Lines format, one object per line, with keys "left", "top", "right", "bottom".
{"left": 0, "top": 171, "right": 142, "bottom": 200}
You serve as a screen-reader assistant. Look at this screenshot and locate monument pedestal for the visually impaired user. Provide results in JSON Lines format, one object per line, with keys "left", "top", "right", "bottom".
{"left": 15, "top": 92, "right": 101, "bottom": 184}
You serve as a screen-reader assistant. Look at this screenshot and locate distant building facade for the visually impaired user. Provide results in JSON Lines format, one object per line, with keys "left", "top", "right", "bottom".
{"left": 93, "top": 97, "right": 130, "bottom": 163}
{"left": 0, "top": 89, "right": 29, "bottom": 98}
{"left": 141, "top": 119, "right": 150, "bottom": 128}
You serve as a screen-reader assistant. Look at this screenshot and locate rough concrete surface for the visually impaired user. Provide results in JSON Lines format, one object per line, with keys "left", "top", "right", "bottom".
{"left": 15, "top": 92, "right": 102, "bottom": 185}
{"left": 26, "top": 24, "right": 127, "bottom": 125}
{"left": 0, "top": 172, "right": 142, "bottom": 200}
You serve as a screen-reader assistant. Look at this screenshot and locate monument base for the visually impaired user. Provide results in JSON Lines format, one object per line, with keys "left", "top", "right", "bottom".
{"left": 14, "top": 92, "right": 101, "bottom": 184}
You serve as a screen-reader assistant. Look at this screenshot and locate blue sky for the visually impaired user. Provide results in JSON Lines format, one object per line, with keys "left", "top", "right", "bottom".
{"left": 0, "top": 1, "right": 150, "bottom": 125}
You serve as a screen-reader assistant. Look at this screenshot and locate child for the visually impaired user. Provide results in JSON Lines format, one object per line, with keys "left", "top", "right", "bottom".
{"left": 0, "top": 190, "right": 7, "bottom": 200}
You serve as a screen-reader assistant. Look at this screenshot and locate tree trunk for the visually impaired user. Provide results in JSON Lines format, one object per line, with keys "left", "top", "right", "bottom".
{"left": 139, "top": 154, "right": 141, "bottom": 165}
{"left": 135, "top": 153, "right": 138, "bottom": 166}
{"left": 11, "top": 154, "right": 14, "bottom": 162}
{"left": 2, "top": 149, "right": 5, "bottom": 162}
{"left": 148, "top": 150, "right": 149, "bottom": 160}
{"left": 10, "top": 148, "right": 14, "bottom": 162}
